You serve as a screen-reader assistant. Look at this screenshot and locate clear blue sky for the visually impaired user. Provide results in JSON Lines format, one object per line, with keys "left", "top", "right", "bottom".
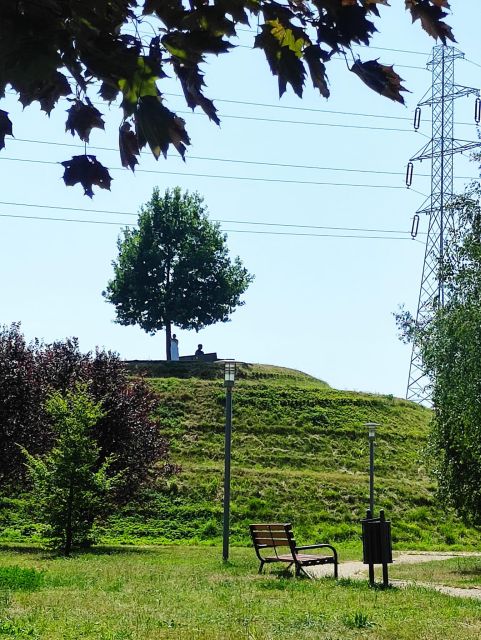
{"left": 1, "top": 3, "right": 479, "bottom": 397}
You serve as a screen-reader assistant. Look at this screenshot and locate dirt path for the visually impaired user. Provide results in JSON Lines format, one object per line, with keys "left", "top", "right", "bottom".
{"left": 309, "top": 551, "right": 481, "bottom": 600}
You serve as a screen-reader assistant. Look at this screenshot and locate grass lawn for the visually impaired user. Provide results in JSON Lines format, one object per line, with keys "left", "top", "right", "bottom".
{"left": 1, "top": 545, "right": 481, "bottom": 639}
{"left": 390, "top": 556, "right": 481, "bottom": 589}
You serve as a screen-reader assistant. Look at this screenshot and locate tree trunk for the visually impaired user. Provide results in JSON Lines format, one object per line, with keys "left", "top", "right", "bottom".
{"left": 65, "top": 478, "right": 74, "bottom": 556}
{"left": 165, "top": 321, "right": 171, "bottom": 361}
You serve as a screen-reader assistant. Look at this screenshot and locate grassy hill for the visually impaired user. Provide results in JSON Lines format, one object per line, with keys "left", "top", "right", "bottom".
{"left": 99, "top": 362, "right": 480, "bottom": 550}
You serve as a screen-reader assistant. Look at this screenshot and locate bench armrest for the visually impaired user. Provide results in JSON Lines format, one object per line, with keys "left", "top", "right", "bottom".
{"left": 295, "top": 544, "right": 337, "bottom": 555}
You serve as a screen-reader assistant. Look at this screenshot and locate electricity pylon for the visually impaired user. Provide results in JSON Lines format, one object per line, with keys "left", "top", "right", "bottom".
{"left": 406, "top": 44, "right": 480, "bottom": 405}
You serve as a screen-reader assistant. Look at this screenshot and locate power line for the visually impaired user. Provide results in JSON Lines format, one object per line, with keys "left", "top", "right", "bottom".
{"left": 4, "top": 87, "right": 429, "bottom": 131}
{"left": 0, "top": 156, "right": 426, "bottom": 191}
{"left": 465, "top": 58, "right": 481, "bottom": 70}
{"left": 0, "top": 199, "right": 426, "bottom": 235}
{"left": 135, "top": 24, "right": 429, "bottom": 58}
{"left": 165, "top": 93, "right": 478, "bottom": 128}
{"left": 0, "top": 212, "right": 423, "bottom": 241}
{"left": 6, "top": 137, "right": 428, "bottom": 178}
{"left": 175, "top": 108, "right": 424, "bottom": 133}
{"left": 164, "top": 92, "right": 414, "bottom": 120}
{"left": 8, "top": 86, "right": 476, "bottom": 131}
{"left": 9, "top": 137, "right": 477, "bottom": 181}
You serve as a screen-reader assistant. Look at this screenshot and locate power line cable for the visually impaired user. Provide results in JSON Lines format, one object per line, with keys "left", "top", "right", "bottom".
{"left": 464, "top": 58, "right": 481, "bottom": 70}
{"left": 10, "top": 84, "right": 476, "bottom": 131}
{"left": 135, "top": 24, "right": 429, "bottom": 57}
{"left": 0, "top": 212, "right": 424, "bottom": 241}
{"left": 8, "top": 137, "right": 477, "bottom": 180}
{"left": 175, "top": 108, "right": 427, "bottom": 133}
{"left": 164, "top": 93, "right": 478, "bottom": 128}
{"left": 7, "top": 87, "right": 477, "bottom": 129}
{"left": 0, "top": 156, "right": 427, "bottom": 192}
{"left": 0, "top": 199, "right": 425, "bottom": 235}
{"left": 165, "top": 92, "right": 414, "bottom": 120}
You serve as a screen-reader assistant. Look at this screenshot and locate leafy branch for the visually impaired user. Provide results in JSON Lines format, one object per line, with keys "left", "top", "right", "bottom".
{"left": 0, "top": 0, "right": 455, "bottom": 196}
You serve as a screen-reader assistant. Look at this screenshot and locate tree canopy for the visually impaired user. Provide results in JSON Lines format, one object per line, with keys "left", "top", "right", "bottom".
{"left": 397, "top": 180, "right": 481, "bottom": 525}
{"left": 0, "top": 323, "right": 170, "bottom": 496}
{"left": 103, "top": 187, "right": 253, "bottom": 359}
{"left": 0, "top": 1, "right": 454, "bottom": 196}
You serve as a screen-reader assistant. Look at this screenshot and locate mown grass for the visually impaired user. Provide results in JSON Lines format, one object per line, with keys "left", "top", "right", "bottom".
{"left": 1, "top": 546, "right": 481, "bottom": 639}
{"left": 390, "top": 556, "right": 481, "bottom": 588}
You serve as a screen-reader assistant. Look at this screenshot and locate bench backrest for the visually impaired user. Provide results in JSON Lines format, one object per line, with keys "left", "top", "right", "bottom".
{"left": 178, "top": 353, "right": 218, "bottom": 362}
{"left": 250, "top": 523, "right": 297, "bottom": 557}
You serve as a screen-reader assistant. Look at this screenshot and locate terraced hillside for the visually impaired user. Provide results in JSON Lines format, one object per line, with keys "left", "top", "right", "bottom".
{"left": 103, "top": 362, "right": 480, "bottom": 549}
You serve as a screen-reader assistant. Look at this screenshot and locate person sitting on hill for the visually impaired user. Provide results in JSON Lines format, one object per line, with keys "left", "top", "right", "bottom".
{"left": 195, "top": 344, "right": 204, "bottom": 359}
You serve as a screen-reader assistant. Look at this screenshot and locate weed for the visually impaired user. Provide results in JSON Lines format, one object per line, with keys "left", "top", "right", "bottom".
{"left": 342, "top": 610, "right": 375, "bottom": 629}
{"left": 0, "top": 567, "right": 43, "bottom": 592}
{"left": 0, "top": 619, "right": 39, "bottom": 638}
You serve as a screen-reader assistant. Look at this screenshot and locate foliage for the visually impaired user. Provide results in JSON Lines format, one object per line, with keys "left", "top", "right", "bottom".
{"left": 0, "top": 1, "right": 454, "bottom": 196}
{"left": 396, "top": 181, "right": 481, "bottom": 525}
{"left": 0, "top": 323, "right": 169, "bottom": 495}
{"left": 103, "top": 187, "right": 253, "bottom": 359}
{"left": 0, "top": 324, "right": 48, "bottom": 485}
{"left": 1, "top": 546, "right": 481, "bottom": 639}
{"left": 23, "top": 386, "right": 123, "bottom": 555}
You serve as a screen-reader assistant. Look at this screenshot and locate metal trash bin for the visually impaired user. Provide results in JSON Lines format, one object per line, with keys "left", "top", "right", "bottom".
{"left": 361, "top": 509, "right": 392, "bottom": 586}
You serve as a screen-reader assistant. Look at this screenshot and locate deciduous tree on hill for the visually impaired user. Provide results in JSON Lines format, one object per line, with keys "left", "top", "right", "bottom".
{"left": 103, "top": 187, "right": 253, "bottom": 360}
{"left": 396, "top": 179, "right": 481, "bottom": 525}
{"left": 0, "top": 1, "right": 454, "bottom": 196}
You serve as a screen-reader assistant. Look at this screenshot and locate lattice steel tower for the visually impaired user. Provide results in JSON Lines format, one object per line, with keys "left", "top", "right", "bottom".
{"left": 406, "top": 44, "right": 480, "bottom": 404}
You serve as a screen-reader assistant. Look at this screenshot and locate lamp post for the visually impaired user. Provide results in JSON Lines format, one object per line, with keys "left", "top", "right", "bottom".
{"left": 223, "top": 361, "right": 236, "bottom": 562}
{"left": 365, "top": 422, "right": 379, "bottom": 516}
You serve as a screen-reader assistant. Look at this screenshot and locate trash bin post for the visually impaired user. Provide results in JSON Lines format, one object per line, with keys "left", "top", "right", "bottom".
{"left": 361, "top": 508, "right": 393, "bottom": 587}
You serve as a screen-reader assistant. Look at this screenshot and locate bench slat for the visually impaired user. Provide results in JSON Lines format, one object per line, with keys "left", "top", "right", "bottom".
{"left": 251, "top": 527, "right": 291, "bottom": 535}
{"left": 252, "top": 537, "right": 291, "bottom": 546}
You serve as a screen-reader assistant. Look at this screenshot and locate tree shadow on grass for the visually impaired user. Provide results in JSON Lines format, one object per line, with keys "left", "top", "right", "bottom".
{"left": 0, "top": 542, "right": 166, "bottom": 559}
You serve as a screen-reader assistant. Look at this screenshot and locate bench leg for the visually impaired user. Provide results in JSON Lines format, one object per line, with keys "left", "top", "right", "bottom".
{"left": 258, "top": 561, "right": 265, "bottom": 574}
{"left": 334, "top": 559, "right": 338, "bottom": 579}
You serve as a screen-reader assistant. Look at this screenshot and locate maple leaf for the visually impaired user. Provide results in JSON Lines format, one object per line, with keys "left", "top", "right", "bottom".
{"left": 0, "top": 110, "right": 13, "bottom": 151}
{"left": 303, "top": 45, "right": 330, "bottom": 98}
{"left": 15, "top": 71, "right": 71, "bottom": 115}
{"left": 119, "top": 121, "right": 140, "bottom": 171}
{"left": 255, "top": 23, "right": 306, "bottom": 97}
{"left": 135, "top": 96, "right": 190, "bottom": 159}
{"left": 350, "top": 59, "right": 409, "bottom": 104}
{"left": 143, "top": 0, "right": 186, "bottom": 26}
{"left": 65, "top": 99, "right": 105, "bottom": 142}
{"left": 405, "top": 0, "right": 455, "bottom": 43}
{"left": 61, "top": 155, "right": 112, "bottom": 198}
{"left": 173, "top": 60, "right": 220, "bottom": 124}
{"left": 98, "top": 81, "right": 120, "bottom": 103}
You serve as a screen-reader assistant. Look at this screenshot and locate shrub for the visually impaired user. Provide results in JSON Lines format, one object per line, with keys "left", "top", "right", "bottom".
{"left": 23, "top": 386, "right": 123, "bottom": 554}
{"left": 0, "top": 323, "right": 171, "bottom": 497}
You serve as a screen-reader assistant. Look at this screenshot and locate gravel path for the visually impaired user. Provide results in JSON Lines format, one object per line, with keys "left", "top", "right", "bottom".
{"left": 309, "top": 551, "right": 481, "bottom": 600}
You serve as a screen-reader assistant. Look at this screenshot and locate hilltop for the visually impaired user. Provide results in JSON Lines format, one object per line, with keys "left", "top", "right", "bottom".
{"left": 102, "top": 362, "right": 480, "bottom": 549}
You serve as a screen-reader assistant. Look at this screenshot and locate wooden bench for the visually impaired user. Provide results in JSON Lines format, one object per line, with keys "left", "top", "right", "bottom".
{"left": 178, "top": 352, "right": 217, "bottom": 362}
{"left": 250, "top": 523, "right": 338, "bottom": 578}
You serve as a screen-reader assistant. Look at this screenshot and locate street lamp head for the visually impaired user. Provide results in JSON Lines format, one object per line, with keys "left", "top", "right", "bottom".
{"left": 365, "top": 422, "right": 379, "bottom": 439}
{"left": 224, "top": 361, "right": 236, "bottom": 387}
